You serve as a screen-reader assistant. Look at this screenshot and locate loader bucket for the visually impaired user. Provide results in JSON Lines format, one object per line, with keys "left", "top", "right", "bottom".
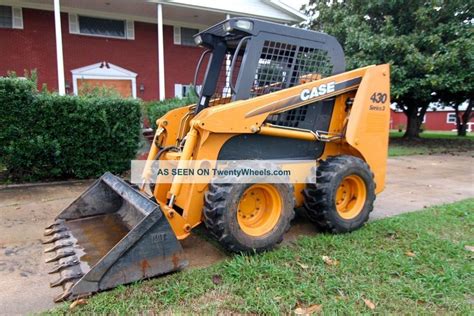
{"left": 43, "top": 172, "right": 187, "bottom": 302}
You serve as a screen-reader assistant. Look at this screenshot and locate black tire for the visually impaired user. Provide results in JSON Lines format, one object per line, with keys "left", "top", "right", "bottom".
{"left": 303, "top": 155, "right": 375, "bottom": 233}
{"left": 203, "top": 166, "right": 295, "bottom": 253}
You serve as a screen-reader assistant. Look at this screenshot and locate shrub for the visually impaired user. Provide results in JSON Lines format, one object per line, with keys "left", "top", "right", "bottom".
{"left": 146, "top": 88, "right": 198, "bottom": 129}
{"left": 0, "top": 75, "right": 141, "bottom": 181}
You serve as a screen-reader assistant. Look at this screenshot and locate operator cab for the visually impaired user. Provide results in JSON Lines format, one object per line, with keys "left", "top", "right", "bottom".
{"left": 192, "top": 17, "right": 345, "bottom": 113}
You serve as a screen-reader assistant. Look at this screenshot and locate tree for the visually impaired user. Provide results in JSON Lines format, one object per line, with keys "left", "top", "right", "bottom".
{"left": 303, "top": 0, "right": 473, "bottom": 138}
{"left": 431, "top": 19, "right": 474, "bottom": 136}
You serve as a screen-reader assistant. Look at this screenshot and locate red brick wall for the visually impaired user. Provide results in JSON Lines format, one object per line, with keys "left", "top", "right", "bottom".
{"left": 0, "top": 8, "right": 204, "bottom": 100}
{"left": 390, "top": 110, "right": 474, "bottom": 131}
{"left": 0, "top": 9, "right": 57, "bottom": 90}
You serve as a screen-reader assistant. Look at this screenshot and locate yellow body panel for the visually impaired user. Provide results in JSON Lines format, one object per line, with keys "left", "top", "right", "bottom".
{"left": 142, "top": 64, "right": 391, "bottom": 239}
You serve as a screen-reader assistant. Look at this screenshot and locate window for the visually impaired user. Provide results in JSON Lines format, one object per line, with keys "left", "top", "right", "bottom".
{"left": 79, "top": 16, "right": 124, "bottom": 37}
{"left": 174, "top": 84, "right": 201, "bottom": 98}
{"left": 0, "top": 6, "right": 22, "bottom": 29}
{"left": 173, "top": 26, "right": 199, "bottom": 46}
{"left": 0, "top": 6, "right": 12, "bottom": 28}
{"left": 447, "top": 113, "right": 457, "bottom": 123}
{"left": 69, "top": 14, "right": 134, "bottom": 39}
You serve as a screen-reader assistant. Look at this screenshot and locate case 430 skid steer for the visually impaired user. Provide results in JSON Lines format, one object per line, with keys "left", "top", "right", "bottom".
{"left": 44, "top": 18, "right": 390, "bottom": 302}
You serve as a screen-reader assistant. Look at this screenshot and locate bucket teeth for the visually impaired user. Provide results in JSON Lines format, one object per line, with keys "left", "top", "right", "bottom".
{"left": 50, "top": 270, "right": 83, "bottom": 288}
{"left": 44, "top": 224, "right": 67, "bottom": 236}
{"left": 45, "top": 219, "right": 65, "bottom": 230}
{"left": 45, "top": 248, "right": 75, "bottom": 263}
{"left": 48, "top": 257, "right": 79, "bottom": 274}
{"left": 44, "top": 240, "right": 73, "bottom": 253}
{"left": 42, "top": 231, "right": 70, "bottom": 244}
{"left": 54, "top": 283, "right": 74, "bottom": 302}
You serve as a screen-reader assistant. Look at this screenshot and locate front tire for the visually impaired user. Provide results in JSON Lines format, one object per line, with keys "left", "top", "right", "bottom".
{"left": 203, "top": 180, "right": 295, "bottom": 253}
{"left": 303, "top": 155, "right": 375, "bottom": 233}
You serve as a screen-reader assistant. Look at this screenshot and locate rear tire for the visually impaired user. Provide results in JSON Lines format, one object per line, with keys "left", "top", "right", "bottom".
{"left": 203, "top": 177, "right": 295, "bottom": 253}
{"left": 303, "top": 155, "right": 375, "bottom": 233}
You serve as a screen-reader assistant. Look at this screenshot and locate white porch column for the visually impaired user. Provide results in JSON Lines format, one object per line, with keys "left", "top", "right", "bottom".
{"left": 53, "top": 0, "right": 65, "bottom": 95}
{"left": 157, "top": 3, "right": 165, "bottom": 100}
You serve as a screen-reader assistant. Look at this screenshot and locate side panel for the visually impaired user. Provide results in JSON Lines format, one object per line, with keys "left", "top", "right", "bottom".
{"left": 218, "top": 99, "right": 335, "bottom": 160}
{"left": 345, "top": 64, "right": 390, "bottom": 192}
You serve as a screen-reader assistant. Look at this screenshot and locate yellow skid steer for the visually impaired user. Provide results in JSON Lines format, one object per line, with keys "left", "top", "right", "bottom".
{"left": 44, "top": 18, "right": 390, "bottom": 301}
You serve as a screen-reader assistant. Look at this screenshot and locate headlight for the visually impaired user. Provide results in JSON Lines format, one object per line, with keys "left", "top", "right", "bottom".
{"left": 235, "top": 20, "right": 253, "bottom": 31}
{"left": 194, "top": 35, "right": 203, "bottom": 46}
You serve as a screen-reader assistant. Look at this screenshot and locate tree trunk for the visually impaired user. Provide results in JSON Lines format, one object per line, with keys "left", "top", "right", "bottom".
{"left": 404, "top": 112, "right": 420, "bottom": 138}
{"left": 454, "top": 104, "right": 463, "bottom": 136}
{"left": 403, "top": 104, "right": 426, "bottom": 139}
{"left": 459, "top": 99, "right": 473, "bottom": 137}
{"left": 458, "top": 124, "right": 467, "bottom": 137}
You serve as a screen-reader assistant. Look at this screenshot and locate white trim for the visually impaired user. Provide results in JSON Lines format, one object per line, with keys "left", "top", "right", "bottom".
{"left": 69, "top": 14, "right": 135, "bottom": 40}
{"left": 126, "top": 20, "right": 135, "bottom": 39}
{"left": 68, "top": 13, "right": 79, "bottom": 33}
{"left": 174, "top": 83, "right": 183, "bottom": 98}
{"left": 263, "top": 0, "right": 308, "bottom": 22}
{"left": 54, "top": 0, "right": 65, "bottom": 95}
{"left": 0, "top": 1, "right": 210, "bottom": 28}
{"left": 150, "top": 0, "right": 306, "bottom": 23}
{"left": 173, "top": 26, "right": 181, "bottom": 45}
{"left": 71, "top": 62, "right": 138, "bottom": 98}
{"left": 0, "top": 0, "right": 305, "bottom": 25}
{"left": 71, "top": 62, "right": 138, "bottom": 77}
{"left": 447, "top": 112, "right": 457, "bottom": 124}
{"left": 11, "top": 6, "right": 23, "bottom": 29}
{"left": 157, "top": 3, "right": 165, "bottom": 100}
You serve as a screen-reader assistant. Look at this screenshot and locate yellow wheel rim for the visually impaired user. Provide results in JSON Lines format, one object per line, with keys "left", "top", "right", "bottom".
{"left": 237, "top": 184, "right": 282, "bottom": 237}
{"left": 335, "top": 175, "right": 366, "bottom": 219}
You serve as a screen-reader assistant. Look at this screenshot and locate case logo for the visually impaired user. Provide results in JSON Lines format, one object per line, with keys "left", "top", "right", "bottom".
{"left": 300, "top": 81, "right": 336, "bottom": 101}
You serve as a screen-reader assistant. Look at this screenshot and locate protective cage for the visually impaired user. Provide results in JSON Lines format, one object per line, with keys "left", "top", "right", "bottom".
{"left": 193, "top": 18, "right": 345, "bottom": 110}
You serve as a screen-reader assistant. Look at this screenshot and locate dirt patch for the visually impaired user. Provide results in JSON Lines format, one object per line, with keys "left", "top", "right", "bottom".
{"left": 0, "top": 154, "right": 473, "bottom": 314}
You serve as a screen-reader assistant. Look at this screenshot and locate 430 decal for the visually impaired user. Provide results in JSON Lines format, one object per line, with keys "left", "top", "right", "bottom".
{"left": 370, "top": 92, "right": 387, "bottom": 104}
{"left": 369, "top": 92, "right": 388, "bottom": 111}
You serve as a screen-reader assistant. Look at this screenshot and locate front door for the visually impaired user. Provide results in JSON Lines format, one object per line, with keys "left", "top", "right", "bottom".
{"left": 77, "top": 79, "right": 132, "bottom": 98}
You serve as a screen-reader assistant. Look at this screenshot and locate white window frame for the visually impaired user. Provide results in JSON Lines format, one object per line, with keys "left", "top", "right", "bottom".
{"left": 447, "top": 112, "right": 457, "bottom": 124}
{"left": 68, "top": 13, "right": 134, "bottom": 40}
{"left": 173, "top": 26, "right": 200, "bottom": 46}
{"left": 174, "top": 83, "right": 201, "bottom": 98}
{"left": 71, "top": 62, "right": 137, "bottom": 98}
{"left": 0, "top": 5, "right": 23, "bottom": 29}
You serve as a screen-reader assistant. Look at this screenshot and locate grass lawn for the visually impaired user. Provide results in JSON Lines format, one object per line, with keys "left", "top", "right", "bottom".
{"left": 48, "top": 199, "right": 474, "bottom": 314}
{"left": 389, "top": 131, "right": 474, "bottom": 157}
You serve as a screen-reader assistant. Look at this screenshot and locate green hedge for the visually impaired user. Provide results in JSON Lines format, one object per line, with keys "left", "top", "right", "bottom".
{"left": 0, "top": 76, "right": 141, "bottom": 181}
{"left": 146, "top": 88, "right": 198, "bottom": 129}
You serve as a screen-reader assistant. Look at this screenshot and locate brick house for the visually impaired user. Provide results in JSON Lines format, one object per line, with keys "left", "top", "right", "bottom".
{"left": 0, "top": 0, "right": 305, "bottom": 100}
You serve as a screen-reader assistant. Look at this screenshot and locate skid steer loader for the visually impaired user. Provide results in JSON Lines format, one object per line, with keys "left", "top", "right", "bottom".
{"left": 44, "top": 18, "right": 390, "bottom": 302}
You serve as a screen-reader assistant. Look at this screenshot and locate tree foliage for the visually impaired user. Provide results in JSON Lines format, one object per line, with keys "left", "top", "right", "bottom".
{"left": 304, "top": 0, "right": 473, "bottom": 138}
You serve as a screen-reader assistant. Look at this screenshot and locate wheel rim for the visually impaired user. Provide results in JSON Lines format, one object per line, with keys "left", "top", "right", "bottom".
{"left": 335, "top": 175, "right": 366, "bottom": 219}
{"left": 237, "top": 184, "right": 282, "bottom": 237}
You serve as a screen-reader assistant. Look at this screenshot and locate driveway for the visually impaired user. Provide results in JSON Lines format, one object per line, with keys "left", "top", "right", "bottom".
{"left": 0, "top": 154, "right": 472, "bottom": 314}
